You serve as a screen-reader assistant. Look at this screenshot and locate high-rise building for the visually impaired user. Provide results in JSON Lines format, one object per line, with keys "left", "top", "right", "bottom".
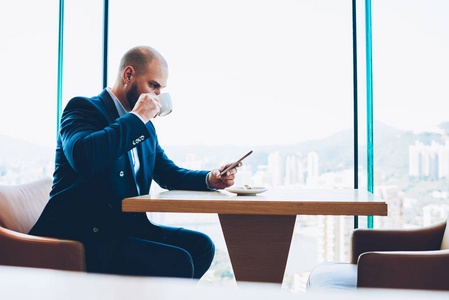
{"left": 409, "top": 141, "right": 449, "bottom": 179}
{"left": 268, "top": 151, "right": 285, "bottom": 187}
{"left": 409, "top": 143, "right": 421, "bottom": 177}
{"left": 307, "top": 151, "right": 319, "bottom": 185}
{"left": 316, "top": 216, "right": 351, "bottom": 263}
{"left": 285, "top": 153, "right": 305, "bottom": 186}
{"left": 438, "top": 142, "right": 449, "bottom": 178}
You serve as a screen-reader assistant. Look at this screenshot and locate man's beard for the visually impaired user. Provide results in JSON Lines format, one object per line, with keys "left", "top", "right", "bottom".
{"left": 126, "top": 82, "right": 140, "bottom": 110}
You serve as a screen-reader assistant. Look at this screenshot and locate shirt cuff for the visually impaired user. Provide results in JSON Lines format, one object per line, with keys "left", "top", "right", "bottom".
{"left": 131, "top": 112, "right": 146, "bottom": 124}
{"left": 205, "top": 172, "right": 217, "bottom": 191}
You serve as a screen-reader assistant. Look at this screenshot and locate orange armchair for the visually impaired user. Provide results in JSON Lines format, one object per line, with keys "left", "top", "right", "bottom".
{"left": 307, "top": 220, "right": 449, "bottom": 291}
{"left": 0, "top": 178, "right": 85, "bottom": 271}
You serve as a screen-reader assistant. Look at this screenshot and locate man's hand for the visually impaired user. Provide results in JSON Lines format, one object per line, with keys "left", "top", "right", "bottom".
{"left": 207, "top": 162, "right": 242, "bottom": 190}
{"left": 131, "top": 93, "right": 161, "bottom": 123}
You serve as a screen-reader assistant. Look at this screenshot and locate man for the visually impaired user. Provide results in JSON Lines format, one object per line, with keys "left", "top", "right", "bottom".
{"left": 30, "top": 46, "right": 240, "bottom": 279}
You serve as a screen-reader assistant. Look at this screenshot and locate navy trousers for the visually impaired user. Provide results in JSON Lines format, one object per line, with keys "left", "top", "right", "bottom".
{"left": 105, "top": 225, "right": 215, "bottom": 279}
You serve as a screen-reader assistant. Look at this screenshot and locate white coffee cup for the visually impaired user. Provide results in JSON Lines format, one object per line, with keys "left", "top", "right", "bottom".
{"left": 158, "top": 93, "right": 173, "bottom": 117}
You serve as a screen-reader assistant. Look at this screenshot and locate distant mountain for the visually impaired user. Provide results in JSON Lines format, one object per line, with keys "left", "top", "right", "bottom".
{"left": 288, "top": 121, "right": 445, "bottom": 179}
{"left": 1, "top": 120, "right": 448, "bottom": 181}
{"left": 374, "top": 122, "right": 444, "bottom": 179}
{"left": 438, "top": 122, "right": 449, "bottom": 136}
{"left": 165, "top": 121, "right": 449, "bottom": 180}
{"left": 0, "top": 135, "right": 54, "bottom": 180}
{"left": 0, "top": 135, "right": 53, "bottom": 160}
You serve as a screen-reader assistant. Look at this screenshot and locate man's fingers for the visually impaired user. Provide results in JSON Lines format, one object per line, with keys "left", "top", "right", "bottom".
{"left": 212, "top": 169, "right": 221, "bottom": 179}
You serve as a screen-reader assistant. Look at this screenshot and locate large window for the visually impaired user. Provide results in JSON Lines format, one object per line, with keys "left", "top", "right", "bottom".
{"left": 0, "top": 1, "right": 59, "bottom": 184}
{"left": 0, "top": 0, "right": 104, "bottom": 185}
{"left": 371, "top": 0, "right": 449, "bottom": 229}
{"left": 62, "top": 0, "right": 103, "bottom": 107}
{"left": 5, "top": 0, "right": 446, "bottom": 293}
{"left": 109, "top": 0, "right": 355, "bottom": 290}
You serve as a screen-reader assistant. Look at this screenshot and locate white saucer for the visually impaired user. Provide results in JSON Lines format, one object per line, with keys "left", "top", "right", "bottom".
{"left": 225, "top": 187, "right": 268, "bottom": 196}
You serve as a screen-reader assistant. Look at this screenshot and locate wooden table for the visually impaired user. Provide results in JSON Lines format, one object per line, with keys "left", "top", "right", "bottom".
{"left": 122, "top": 189, "right": 387, "bottom": 284}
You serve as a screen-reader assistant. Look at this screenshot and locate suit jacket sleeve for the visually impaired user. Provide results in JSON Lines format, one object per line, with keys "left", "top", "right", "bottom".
{"left": 140, "top": 121, "right": 209, "bottom": 191}
{"left": 152, "top": 143, "right": 210, "bottom": 191}
{"left": 61, "top": 96, "right": 209, "bottom": 191}
{"left": 59, "top": 97, "right": 150, "bottom": 178}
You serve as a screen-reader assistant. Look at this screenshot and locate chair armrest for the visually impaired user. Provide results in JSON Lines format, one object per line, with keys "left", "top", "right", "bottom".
{"left": 357, "top": 249, "right": 449, "bottom": 291}
{"left": 0, "top": 226, "right": 86, "bottom": 272}
{"left": 351, "top": 221, "right": 446, "bottom": 264}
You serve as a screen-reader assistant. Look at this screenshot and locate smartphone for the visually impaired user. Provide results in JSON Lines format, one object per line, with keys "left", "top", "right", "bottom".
{"left": 219, "top": 150, "right": 253, "bottom": 177}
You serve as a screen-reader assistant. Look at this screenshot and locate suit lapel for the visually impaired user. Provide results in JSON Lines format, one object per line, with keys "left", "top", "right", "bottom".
{"left": 98, "top": 89, "right": 120, "bottom": 123}
{"left": 98, "top": 89, "right": 140, "bottom": 195}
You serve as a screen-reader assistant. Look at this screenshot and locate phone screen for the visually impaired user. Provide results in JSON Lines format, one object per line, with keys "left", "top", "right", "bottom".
{"left": 219, "top": 150, "right": 253, "bottom": 176}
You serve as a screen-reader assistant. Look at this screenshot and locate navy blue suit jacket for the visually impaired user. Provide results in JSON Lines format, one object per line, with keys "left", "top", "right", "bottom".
{"left": 30, "top": 89, "right": 209, "bottom": 271}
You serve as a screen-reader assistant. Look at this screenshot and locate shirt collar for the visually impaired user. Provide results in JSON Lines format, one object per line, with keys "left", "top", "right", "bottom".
{"left": 106, "top": 87, "right": 127, "bottom": 117}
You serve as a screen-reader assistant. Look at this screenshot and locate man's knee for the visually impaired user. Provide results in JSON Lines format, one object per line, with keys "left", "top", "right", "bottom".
{"left": 113, "top": 237, "right": 195, "bottom": 278}
{"left": 200, "top": 233, "right": 215, "bottom": 262}
{"left": 165, "top": 246, "right": 195, "bottom": 278}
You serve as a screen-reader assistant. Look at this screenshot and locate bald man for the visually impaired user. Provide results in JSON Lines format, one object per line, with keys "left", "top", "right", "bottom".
{"left": 30, "top": 46, "right": 240, "bottom": 278}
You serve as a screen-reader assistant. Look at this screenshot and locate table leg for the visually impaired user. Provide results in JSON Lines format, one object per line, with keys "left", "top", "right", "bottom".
{"left": 218, "top": 214, "right": 297, "bottom": 284}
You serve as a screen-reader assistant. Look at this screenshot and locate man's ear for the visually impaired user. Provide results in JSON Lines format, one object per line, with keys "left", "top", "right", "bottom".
{"left": 122, "top": 66, "right": 135, "bottom": 84}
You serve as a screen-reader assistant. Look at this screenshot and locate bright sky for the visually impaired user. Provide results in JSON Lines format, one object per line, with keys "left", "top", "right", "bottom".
{"left": 0, "top": 0, "right": 448, "bottom": 148}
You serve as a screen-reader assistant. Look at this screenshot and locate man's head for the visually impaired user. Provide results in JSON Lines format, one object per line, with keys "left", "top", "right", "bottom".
{"left": 113, "top": 46, "right": 168, "bottom": 111}
{"left": 118, "top": 46, "right": 168, "bottom": 77}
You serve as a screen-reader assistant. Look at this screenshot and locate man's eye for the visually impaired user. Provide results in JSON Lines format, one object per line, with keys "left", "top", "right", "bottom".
{"left": 149, "top": 83, "right": 158, "bottom": 89}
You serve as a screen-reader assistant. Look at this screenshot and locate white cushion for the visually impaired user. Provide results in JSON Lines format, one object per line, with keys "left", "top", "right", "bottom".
{"left": 0, "top": 178, "right": 52, "bottom": 234}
